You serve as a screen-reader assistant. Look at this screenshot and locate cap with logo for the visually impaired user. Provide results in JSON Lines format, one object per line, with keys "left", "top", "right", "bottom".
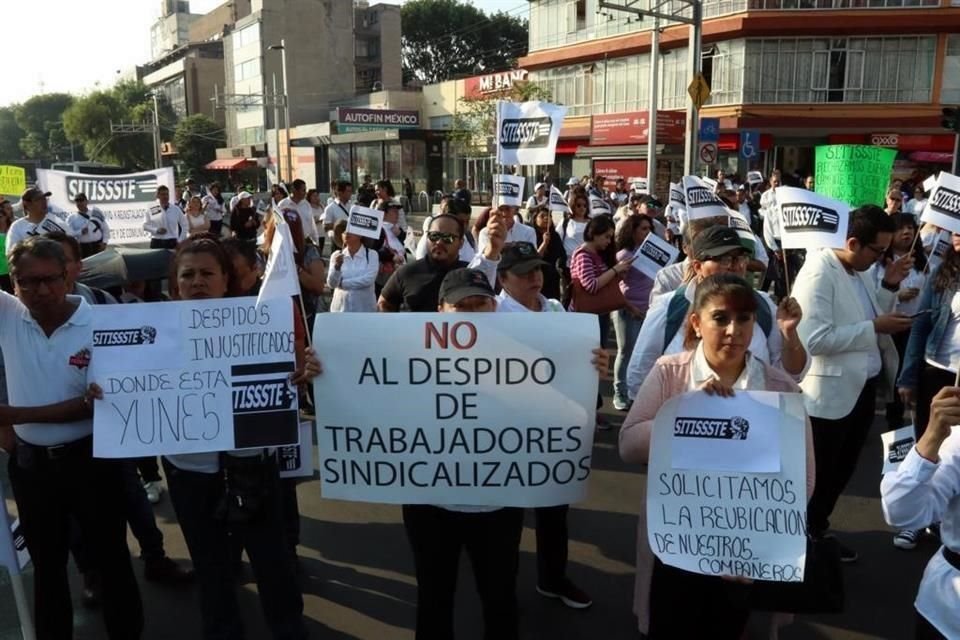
{"left": 438, "top": 268, "right": 495, "bottom": 304}
{"left": 21, "top": 187, "right": 51, "bottom": 202}
{"left": 497, "top": 242, "right": 549, "bottom": 275}
{"left": 691, "top": 226, "right": 745, "bottom": 260}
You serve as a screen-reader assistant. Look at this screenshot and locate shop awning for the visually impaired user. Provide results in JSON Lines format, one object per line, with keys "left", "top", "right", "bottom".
{"left": 205, "top": 158, "right": 254, "bottom": 171}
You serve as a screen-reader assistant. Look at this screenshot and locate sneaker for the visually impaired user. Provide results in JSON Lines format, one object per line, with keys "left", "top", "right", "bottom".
{"left": 144, "top": 556, "right": 195, "bottom": 584}
{"left": 81, "top": 572, "right": 101, "bottom": 609}
{"left": 822, "top": 533, "right": 859, "bottom": 563}
{"left": 926, "top": 524, "right": 941, "bottom": 541}
{"left": 143, "top": 480, "right": 163, "bottom": 504}
{"left": 893, "top": 529, "right": 920, "bottom": 550}
{"left": 612, "top": 396, "right": 629, "bottom": 412}
{"left": 537, "top": 579, "right": 593, "bottom": 609}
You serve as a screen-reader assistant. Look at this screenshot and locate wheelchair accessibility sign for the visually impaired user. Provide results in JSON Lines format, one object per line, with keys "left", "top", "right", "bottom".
{"left": 740, "top": 131, "right": 759, "bottom": 161}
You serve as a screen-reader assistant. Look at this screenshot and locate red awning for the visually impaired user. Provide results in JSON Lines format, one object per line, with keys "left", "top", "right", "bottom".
{"left": 205, "top": 158, "right": 253, "bottom": 171}
{"left": 556, "top": 139, "right": 588, "bottom": 154}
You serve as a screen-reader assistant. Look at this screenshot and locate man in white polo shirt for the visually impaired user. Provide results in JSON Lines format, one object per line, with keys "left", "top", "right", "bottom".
{"left": 0, "top": 236, "right": 143, "bottom": 638}
{"left": 142, "top": 185, "right": 184, "bottom": 249}
{"left": 6, "top": 187, "right": 68, "bottom": 255}
{"left": 277, "top": 179, "right": 320, "bottom": 244}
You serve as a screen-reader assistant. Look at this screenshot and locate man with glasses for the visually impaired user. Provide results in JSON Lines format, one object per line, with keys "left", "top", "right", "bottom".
{"left": 0, "top": 236, "right": 143, "bottom": 638}
{"left": 378, "top": 212, "right": 505, "bottom": 312}
{"left": 886, "top": 187, "right": 905, "bottom": 217}
{"left": 792, "top": 205, "right": 913, "bottom": 563}
{"left": 6, "top": 187, "right": 68, "bottom": 255}
{"left": 627, "top": 226, "right": 807, "bottom": 399}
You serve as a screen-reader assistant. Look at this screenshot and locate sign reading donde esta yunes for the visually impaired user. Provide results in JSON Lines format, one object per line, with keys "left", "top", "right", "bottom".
{"left": 312, "top": 313, "right": 599, "bottom": 507}
{"left": 89, "top": 297, "right": 299, "bottom": 457}
{"left": 647, "top": 391, "right": 808, "bottom": 582}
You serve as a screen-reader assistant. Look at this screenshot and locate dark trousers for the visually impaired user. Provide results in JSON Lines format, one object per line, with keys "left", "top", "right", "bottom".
{"left": 209, "top": 220, "right": 223, "bottom": 237}
{"left": 279, "top": 477, "right": 301, "bottom": 561}
{"left": 807, "top": 377, "right": 878, "bottom": 536}
{"left": 886, "top": 330, "right": 911, "bottom": 429}
{"left": 9, "top": 441, "right": 143, "bottom": 640}
{"left": 597, "top": 314, "right": 610, "bottom": 410}
{"left": 150, "top": 238, "right": 178, "bottom": 249}
{"left": 916, "top": 365, "right": 956, "bottom": 440}
{"left": 534, "top": 505, "right": 569, "bottom": 589}
{"left": 648, "top": 558, "right": 749, "bottom": 639}
{"left": 163, "top": 458, "right": 306, "bottom": 640}
{"left": 136, "top": 456, "right": 162, "bottom": 483}
{"left": 916, "top": 612, "right": 947, "bottom": 639}
{"left": 402, "top": 505, "right": 524, "bottom": 640}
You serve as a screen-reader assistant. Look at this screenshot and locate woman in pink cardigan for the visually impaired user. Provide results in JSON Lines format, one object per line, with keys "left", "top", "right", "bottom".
{"left": 619, "top": 273, "right": 816, "bottom": 639}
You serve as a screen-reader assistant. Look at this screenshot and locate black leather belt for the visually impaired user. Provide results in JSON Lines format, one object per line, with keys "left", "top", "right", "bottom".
{"left": 16, "top": 435, "right": 92, "bottom": 461}
{"left": 943, "top": 547, "right": 960, "bottom": 572}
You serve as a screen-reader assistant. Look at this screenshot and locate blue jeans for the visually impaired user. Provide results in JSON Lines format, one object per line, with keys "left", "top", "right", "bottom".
{"left": 612, "top": 308, "right": 644, "bottom": 403}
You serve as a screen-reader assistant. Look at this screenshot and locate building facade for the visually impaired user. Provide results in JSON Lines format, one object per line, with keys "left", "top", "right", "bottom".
{"left": 519, "top": 0, "right": 960, "bottom": 191}
{"left": 354, "top": 1, "right": 403, "bottom": 93}
{"left": 150, "top": 0, "right": 200, "bottom": 60}
{"left": 140, "top": 40, "right": 226, "bottom": 124}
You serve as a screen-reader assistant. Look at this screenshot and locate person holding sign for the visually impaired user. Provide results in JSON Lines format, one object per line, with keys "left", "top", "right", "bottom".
{"left": 882, "top": 386, "right": 960, "bottom": 639}
{"left": 619, "top": 273, "right": 815, "bottom": 638}
{"left": 612, "top": 215, "right": 654, "bottom": 410}
{"left": 792, "top": 205, "right": 913, "bottom": 562}
{"left": 66, "top": 192, "right": 110, "bottom": 257}
{"left": 327, "top": 228, "right": 379, "bottom": 313}
{"left": 141, "top": 185, "right": 184, "bottom": 250}
{"left": 263, "top": 211, "right": 325, "bottom": 326}
{"left": 477, "top": 204, "right": 536, "bottom": 255}
{"left": 6, "top": 187, "right": 68, "bottom": 255}
{"left": 528, "top": 204, "right": 566, "bottom": 300}
{"left": 627, "top": 226, "right": 807, "bottom": 400}
{"left": 183, "top": 195, "right": 211, "bottom": 236}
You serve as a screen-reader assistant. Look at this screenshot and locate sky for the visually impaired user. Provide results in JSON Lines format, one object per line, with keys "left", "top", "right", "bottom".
{"left": 1, "top": 0, "right": 525, "bottom": 108}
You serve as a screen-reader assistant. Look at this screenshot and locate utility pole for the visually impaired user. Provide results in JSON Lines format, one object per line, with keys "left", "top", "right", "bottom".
{"left": 273, "top": 73, "right": 282, "bottom": 185}
{"left": 151, "top": 91, "right": 162, "bottom": 169}
{"left": 269, "top": 40, "right": 292, "bottom": 183}
{"left": 647, "top": 18, "right": 659, "bottom": 193}
{"left": 682, "top": 2, "right": 703, "bottom": 176}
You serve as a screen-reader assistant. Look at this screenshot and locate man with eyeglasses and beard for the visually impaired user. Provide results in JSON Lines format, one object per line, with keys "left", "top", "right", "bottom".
{"left": 378, "top": 211, "right": 506, "bottom": 312}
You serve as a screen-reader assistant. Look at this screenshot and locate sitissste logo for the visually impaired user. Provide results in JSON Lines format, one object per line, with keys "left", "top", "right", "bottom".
{"left": 780, "top": 203, "right": 840, "bottom": 233}
{"left": 92, "top": 326, "right": 158, "bottom": 347}
{"left": 499, "top": 117, "right": 553, "bottom": 149}
{"left": 673, "top": 416, "right": 751, "bottom": 440}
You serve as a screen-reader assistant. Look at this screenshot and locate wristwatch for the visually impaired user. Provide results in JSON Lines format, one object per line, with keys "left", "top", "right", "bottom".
{"left": 881, "top": 279, "right": 899, "bottom": 292}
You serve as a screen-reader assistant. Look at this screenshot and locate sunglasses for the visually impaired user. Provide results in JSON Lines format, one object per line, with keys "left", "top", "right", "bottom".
{"left": 427, "top": 231, "right": 459, "bottom": 245}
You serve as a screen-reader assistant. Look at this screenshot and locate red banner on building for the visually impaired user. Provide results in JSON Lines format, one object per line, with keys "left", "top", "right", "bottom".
{"left": 593, "top": 159, "right": 648, "bottom": 183}
{"left": 590, "top": 111, "right": 686, "bottom": 145}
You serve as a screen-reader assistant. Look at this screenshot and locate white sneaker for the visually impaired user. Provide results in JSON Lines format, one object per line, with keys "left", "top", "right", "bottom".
{"left": 893, "top": 529, "right": 919, "bottom": 550}
{"left": 143, "top": 481, "right": 163, "bottom": 505}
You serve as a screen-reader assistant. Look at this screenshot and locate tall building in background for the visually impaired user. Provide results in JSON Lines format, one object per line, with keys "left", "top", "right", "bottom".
{"left": 354, "top": 1, "right": 403, "bottom": 93}
{"left": 150, "top": 0, "right": 201, "bottom": 60}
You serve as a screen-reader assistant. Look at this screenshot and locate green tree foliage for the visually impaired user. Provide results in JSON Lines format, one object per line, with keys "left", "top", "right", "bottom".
{"left": 0, "top": 108, "right": 25, "bottom": 162}
{"left": 173, "top": 114, "right": 225, "bottom": 176}
{"left": 448, "top": 81, "right": 553, "bottom": 156}
{"left": 14, "top": 93, "right": 74, "bottom": 160}
{"left": 401, "top": 0, "right": 528, "bottom": 84}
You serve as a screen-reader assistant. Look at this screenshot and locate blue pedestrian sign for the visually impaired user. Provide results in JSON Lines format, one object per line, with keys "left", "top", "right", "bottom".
{"left": 698, "top": 118, "right": 720, "bottom": 143}
{"left": 740, "top": 130, "right": 759, "bottom": 161}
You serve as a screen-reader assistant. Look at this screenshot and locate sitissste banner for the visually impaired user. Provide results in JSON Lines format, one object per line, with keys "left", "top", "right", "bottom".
{"left": 312, "top": 313, "right": 599, "bottom": 507}
{"left": 37, "top": 168, "right": 175, "bottom": 245}
{"left": 496, "top": 100, "right": 568, "bottom": 167}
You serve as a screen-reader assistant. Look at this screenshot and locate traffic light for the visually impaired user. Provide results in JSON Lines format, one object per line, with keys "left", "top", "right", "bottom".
{"left": 942, "top": 106, "right": 960, "bottom": 132}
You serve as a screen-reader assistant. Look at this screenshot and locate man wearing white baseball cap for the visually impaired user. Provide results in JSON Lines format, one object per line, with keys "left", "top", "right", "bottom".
{"left": 526, "top": 182, "right": 548, "bottom": 211}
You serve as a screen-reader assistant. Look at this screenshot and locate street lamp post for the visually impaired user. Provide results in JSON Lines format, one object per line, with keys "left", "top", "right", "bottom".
{"left": 151, "top": 91, "right": 162, "bottom": 169}
{"left": 268, "top": 40, "right": 292, "bottom": 183}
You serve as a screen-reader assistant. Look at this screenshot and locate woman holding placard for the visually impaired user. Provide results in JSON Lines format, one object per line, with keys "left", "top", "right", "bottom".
{"left": 327, "top": 229, "right": 379, "bottom": 313}
{"left": 619, "top": 273, "right": 815, "bottom": 639}
{"left": 611, "top": 214, "right": 654, "bottom": 411}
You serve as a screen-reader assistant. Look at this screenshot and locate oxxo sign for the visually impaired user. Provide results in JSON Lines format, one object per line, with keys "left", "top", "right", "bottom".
{"left": 871, "top": 133, "right": 899, "bottom": 147}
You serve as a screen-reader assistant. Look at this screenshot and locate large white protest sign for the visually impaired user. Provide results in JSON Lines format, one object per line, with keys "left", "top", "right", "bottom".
{"left": 921, "top": 172, "right": 960, "bottom": 235}
{"left": 89, "top": 297, "right": 300, "bottom": 457}
{"left": 257, "top": 218, "right": 300, "bottom": 306}
{"left": 682, "top": 176, "right": 728, "bottom": 220}
{"left": 0, "top": 482, "right": 20, "bottom": 575}
{"left": 37, "top": 168, "right": 175, "bottom": 245}
{"left": 279, "top": 421, "right": 315, "bottom": 479}
{"left": 493, "top": 175, "right": 525, "bottom": 208}
{"left": 548, "top": 185, "right": 571, "bottom": 214}
{"left": 633, "top": 233, "right": 679, "bottom": 280}
{"left": 648, "top": 391, "right": 807, "bottom": 582}
{"left": 312, "top": 313, "right": 598, "bottom": 507}
{"left": 589, "top": 195, "right": 612, "bottom": 217}
{"left": 776, "top": 186, "right": 850, "bottom": 251}
{"left": 496, "top": 100, "right": 567, "bottom": 166}
{"left": 347, "top": 205, "right": 384, "bottom": 240}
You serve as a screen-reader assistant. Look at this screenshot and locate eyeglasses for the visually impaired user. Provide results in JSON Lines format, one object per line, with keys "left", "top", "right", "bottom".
{"left": 706, "top": 254, "right": 749, "bottom": 268}
{"left": 14, "top": 272, "right": 65, "bottom": 291}
{"left": 427, "top": 231, "right": 459, "bottom": 245}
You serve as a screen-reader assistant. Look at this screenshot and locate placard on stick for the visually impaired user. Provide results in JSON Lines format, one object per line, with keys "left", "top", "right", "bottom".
{"left": 494, "top": 175, "right": 525, "bottom": 208}
{"left": 776, "top": 186, "right": 850, "bottom": 250}
{"left": 347, "top": 205, "right": 384, "bottom": 240}
{"left": 633, "top": 233, "right": 679, "bottom": 280}
{"left": 921, "top": 172, "right": 960, "bottom": 236}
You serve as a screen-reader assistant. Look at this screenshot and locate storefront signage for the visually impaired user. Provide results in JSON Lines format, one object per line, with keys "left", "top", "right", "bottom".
{"left": 593, "top": 160, "right": 647, "bottom": 183}
{"left": 590, "top": 111, "right": 686, "bottom": 146}
{"left": 336, "top": 108, "right": 420, "bottom": 133}
{"left": 871, "top": 133, "right": 899, "bottom": 147}
{"left": 464, "top": 69, "right": 529, "bottom": 99}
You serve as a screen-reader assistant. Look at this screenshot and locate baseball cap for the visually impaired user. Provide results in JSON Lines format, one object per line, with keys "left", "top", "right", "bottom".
{"left": 497, "top": 242, "right": 549, "bottom": 275}
{"left": 692, "top": 226, "right": 744, "bottom": 260}
{"left": 378, "top": 198, "right": 402, "bottom": 212}
{"left": 21, "top": 187, "right": 51, "bottom": 201}
{"left": 534, "top": 182, "right": 545, "bottom": 192}
{"left": 237, "top": 191, "right": 253, "bottom": 200}
{"left": 566, "top": 177, "right": 579, "bottom": 186}
{"left": 438, "top": 268, "right": 495, "bottom": 304}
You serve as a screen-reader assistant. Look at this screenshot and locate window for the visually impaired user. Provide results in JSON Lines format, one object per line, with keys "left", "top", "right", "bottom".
{"left": 233, "top": 23, "right": 259, "bottom": 50}
{"left": 944, "top": 35, "right": 960, "bottom": 103}
{"left": 237, "top": 126, "right": 264, "bottom": 145}
{"left": 234, "top": 58, "right": 261, "bottom": 82}
{"left": 566, "top": 0, "right": 586, "bottom": 34}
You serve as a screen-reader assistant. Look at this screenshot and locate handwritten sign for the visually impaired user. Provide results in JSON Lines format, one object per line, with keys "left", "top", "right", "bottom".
{"left": 647, "top": 391, "right": 807, "bottom": 582}
{"left": 776, "top": 186, "right": 850, "bottom": 250}
{"left": 921, "top": 172, "right": 960, "bottom": 236}
{"left": 0, "top": 165, "right": 25, "bottom": 197}
{"left": 494, "top": 175, "right": 525, "bottom": 208}
{"left": 89, "top": 297, "right": 299, "bottom": 457}
{"left": 682, "top": 175, "right": 728, "bottom": 220}
{"left": 347, "top": 205, "right": 384, "bottom": 240}
{"left": 814, "top": 145, "right": 897, "bottom": 209}
{"left": 633, "top": 233, "right": 679, "bottom": 280}
{"left": 279, "top": 421, "right": 315, "bottom": 479}
{"left": 312, "top": 313, "right": 598, "bottom": 507}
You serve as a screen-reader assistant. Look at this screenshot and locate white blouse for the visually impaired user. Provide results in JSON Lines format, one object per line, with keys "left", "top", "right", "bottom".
{"left": 327, "top": 245, "right": 379, "bottom": 313}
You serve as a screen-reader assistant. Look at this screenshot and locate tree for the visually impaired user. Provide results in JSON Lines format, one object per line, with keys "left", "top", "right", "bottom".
{"left": 448, "top": 81, "right": 553, "bottom": 157}
{"left": 14, "top": 93, "right": 74, "bottom": 160}
{"left": 0, "top": 108, "right": 25, "bottom": 162}
{"left": 401, "top": 0, "right": 528, "bottom": 84}
{"left": 173, "top": 114, "right": 225, "bottom": 175}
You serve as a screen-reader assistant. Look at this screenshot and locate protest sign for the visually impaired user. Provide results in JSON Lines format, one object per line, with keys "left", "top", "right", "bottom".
{"left": 728, "top": 210, "right": 757, "bottom": 256}
{"left": 747, "top": 171, "right": 764, "bottom": 186}
{"left": 589, "top": 195, "right": 612, "bottom": 217}
{"left": 347, "top": 205, "right": 384, "bottom": 240}
{"left": 89, "top": 297, "right": 300, "bottom": 457}
{"left": 279, "top": 421, "right": 315, "bottom": 479}
{"left": 493, "top": 175, "right": 525, "bottom": 208}
{"left": 814, "top": 145, "right": 897, "bottom": 209}
{"left": 0, "top": 165, "right": 26, "bottom": 197}
{"left": 312, "top": 313, "right": 599, "bottom": 507}
{"left": 548, "top": 185, "right": 571, "bottom": 214}
{"left": 682, "top": 175, "right": 728, "bottom": 220}
{"left": 924, "top": 174, "right": 938, "bottom": 194}
{"left": 633, "top": 233, "right": 679, "bottom": 280}
{"left": 496, "top": 100, "right": 568, "bottom": 166}
{"left": 648, "top": 391, "right": 807, "bottom": 582}
{"left": 775, "top": 186, "right": 850, "bottom": 250}
{"left": 36, "top": 168, "right": 176, "bottom": 245}
{"left": 0, "top": 482, "right": 20, "bottom": 575}
{"left": 257, "top": 218, "right": 300, "bottom": 306}
{"left": 669, "top": 182, "right": 685, "bottom": 207}
{"left": 630, "top": 177, "right": 649, "bottom": 194}
{"left": 921, "top": 172, "right": 960, "bottom": 236}
{"left": 880, "top": 425, "right": 916, "bottom": 475}
{"left": 928, "top": 230, "right": 951, "bottom": 273}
